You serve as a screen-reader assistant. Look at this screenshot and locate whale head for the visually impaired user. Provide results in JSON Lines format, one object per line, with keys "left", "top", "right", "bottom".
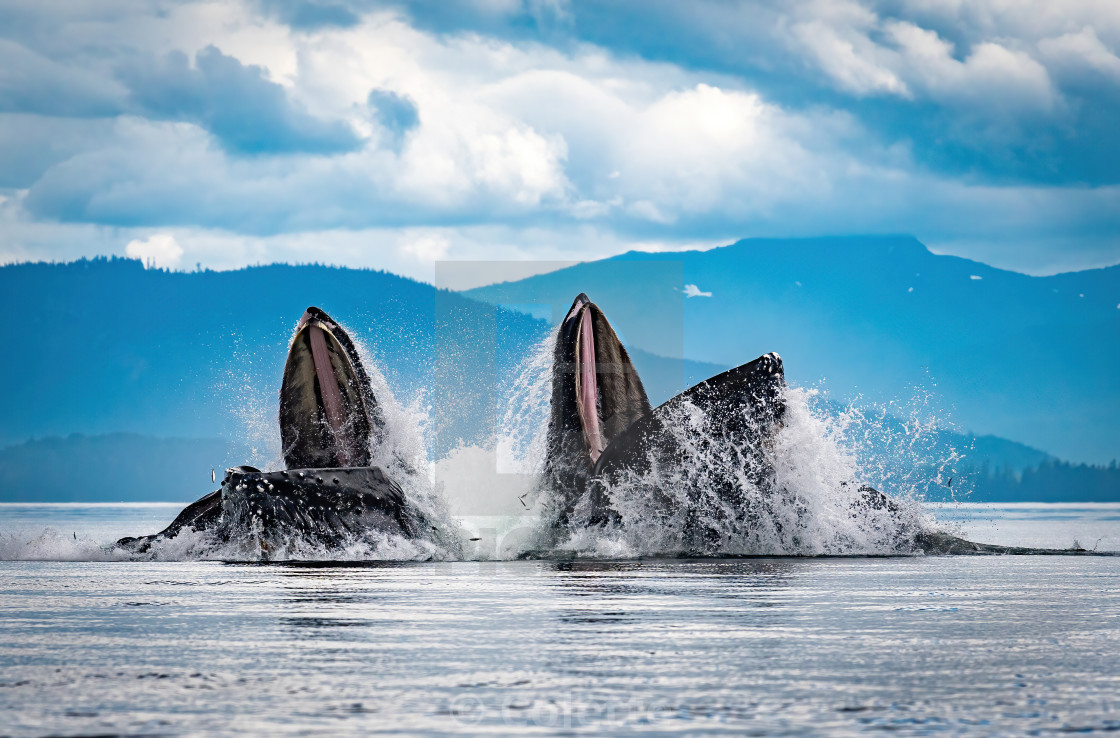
{"left": 279, "top": 306, "right": 383, "bottom": 469}
{"left": 545, "top": 294, "right": 651, "bottom": 494}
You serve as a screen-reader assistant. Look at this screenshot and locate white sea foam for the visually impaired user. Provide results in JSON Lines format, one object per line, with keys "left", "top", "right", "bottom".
{"left": 531, "top": 385, "right": 936, "bottom": 558}
{"left": 2, "top": 321, "right": 967, "bottom": 562}
{"left": 139, "top": 525, "right": 454, "bottom": 563}
{"left": 0, "top": 527, "right": 130, "bottom": 562}
{"left": 349, "top": 336, "right": 463, "bottom": 557}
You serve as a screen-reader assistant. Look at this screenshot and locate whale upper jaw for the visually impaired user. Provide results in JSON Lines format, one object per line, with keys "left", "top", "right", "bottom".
{"left": 280, "top": 306, "right": 383, "bottom": 470}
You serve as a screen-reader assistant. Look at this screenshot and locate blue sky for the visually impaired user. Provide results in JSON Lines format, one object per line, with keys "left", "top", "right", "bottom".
{"left": 1, "top": 0, "right": 1118, "bottom": 284}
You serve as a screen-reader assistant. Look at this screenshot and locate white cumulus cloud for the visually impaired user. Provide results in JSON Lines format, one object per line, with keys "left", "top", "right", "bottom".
{"left": 1, "top": 0, "right": 1118, "bottom": 277}
{"left": 400, "top": 233, "right": 451, "bottom": 262}
{"left": 125, "top": 233, "right": 183, "bottom": 269}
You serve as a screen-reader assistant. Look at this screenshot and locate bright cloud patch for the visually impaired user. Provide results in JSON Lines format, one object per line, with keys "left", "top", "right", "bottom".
{"left": 0, "top": 0, "right": 1117, "bottom": 277}
{"left": 683, "top": 283, "right": 713, "bottom": 298}
{"left": 125, "top": 233, "right": 184, "bottom": 269}
{"left": 401, "top": 233, "right": 451, "bottom": 262}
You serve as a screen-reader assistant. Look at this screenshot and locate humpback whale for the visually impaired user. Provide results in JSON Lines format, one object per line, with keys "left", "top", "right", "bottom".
{"left": 114, "top": 299, "right": 1101, "bottom": 559}
{"left": 116, "top": 307, "right": 445, "bottom": 557}
{"left": 541, "top": 293, "right": 1098, "bottom": 556}
{"left": 543, "top": 293, "right": 789, "bottom": 546}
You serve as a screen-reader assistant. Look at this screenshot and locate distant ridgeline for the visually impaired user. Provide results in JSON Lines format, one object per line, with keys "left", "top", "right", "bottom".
{"left": 467, "top": 235, "right": 1120, "bottom": 468}
{"left": 0, "top": 434, "right": 252, "bottom": 503}
{"left": 0, "top": 256, "right": 549, "bottom": 457}
{"left": 922, "top": 434, "right": 1120, "bottom": 503}
{"left": 956, "top": 459, "right": 1120, "bottom": 503}
{"left": 0, "top": 244, "right": 1117, "bottom": 503}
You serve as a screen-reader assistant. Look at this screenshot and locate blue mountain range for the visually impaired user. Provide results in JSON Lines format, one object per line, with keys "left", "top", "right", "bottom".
{"left": 1, "top": 237, "right": 1116, "bottom": 502}
{"left": 467, "top": 235, "right": 1119, "bottom": 466}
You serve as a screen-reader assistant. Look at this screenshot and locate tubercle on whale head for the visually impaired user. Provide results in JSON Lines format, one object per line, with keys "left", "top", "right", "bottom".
{"left": 279, "top": 306, "right": 384, "bottom": 471}
{"left": 222, "top": 465, "right": 262, "bottom": 484}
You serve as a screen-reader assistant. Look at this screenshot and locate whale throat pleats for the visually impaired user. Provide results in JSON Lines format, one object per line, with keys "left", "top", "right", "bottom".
{"left": 307, "top": 321, "right": 353, "bottom": 463}
{"left": 580, "top": 298, "right": 650, "bottom": 449}
{"left": 279, "top": 307, "right": 381, "bottom": 470}
{"left": 545, "top": 294, "right": 651, "bottom": 511}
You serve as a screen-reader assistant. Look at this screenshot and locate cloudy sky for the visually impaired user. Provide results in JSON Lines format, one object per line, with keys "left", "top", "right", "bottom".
{"left": 1, "top": 0, "right": 1118, "bottom": 283}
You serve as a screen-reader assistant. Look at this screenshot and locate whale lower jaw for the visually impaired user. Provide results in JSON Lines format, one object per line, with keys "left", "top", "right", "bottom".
{"left": 116, "top": 466, "right": 427, "bottom": 555}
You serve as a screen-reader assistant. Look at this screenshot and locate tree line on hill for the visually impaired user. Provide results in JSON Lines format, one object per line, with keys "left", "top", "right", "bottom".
{"left": 963, "top": 459, "right": 1120, "bottom": 502}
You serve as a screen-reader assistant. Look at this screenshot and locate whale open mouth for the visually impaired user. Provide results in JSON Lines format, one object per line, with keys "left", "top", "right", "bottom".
{"left": 555, "top": 294, "right": 651, "bottom": 465}
{"left": 280, "top": 307, "right": 381, "bottom": 469}
{"left": 114, "top": 306, "right": 440, "bottom": 557}
{"left": 570, "top": 296, "right": 605, "bottom": 462}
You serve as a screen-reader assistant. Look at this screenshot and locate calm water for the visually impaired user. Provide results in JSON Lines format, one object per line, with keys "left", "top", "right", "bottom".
{"left": 2, "top": 504, "right": 1119, "bottom": 736}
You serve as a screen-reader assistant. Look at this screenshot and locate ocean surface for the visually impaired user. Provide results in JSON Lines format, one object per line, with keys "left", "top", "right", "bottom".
{"left": 2, "top": 503, "right": 1119, "bottom": 736}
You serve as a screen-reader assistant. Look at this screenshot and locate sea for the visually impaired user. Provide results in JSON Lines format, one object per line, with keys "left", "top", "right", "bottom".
{"left": 1, "top": 502, "right": 1119, "bottom": 736}
{"left": 3, "top": 339, "right": 1119, "bottom": 735}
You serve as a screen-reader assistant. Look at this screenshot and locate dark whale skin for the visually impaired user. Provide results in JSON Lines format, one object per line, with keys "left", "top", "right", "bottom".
{"left": 544, "top": 293, "right": 651, "bottom": 521}
{"left": 222, "top": 465, "right": 424, "bottom": 547}
{"left": 540, "top": 292, "right": 791, "bottom": 539}
{"left": 594, "top": 352, "right": 787, "bottom": 483}
{"left": 116, "top": 306, "right": 429, "bottom": 557}
{"left": 280, "top": 306, "right": 384, "bottom": 470}
{"left": 583, "top": 352, "right": 787, "bottom": 538}
{"left": 116, "top": 465, "right": 428, "bottom": 555}
{"left": 538, "top": 293, "right": 1117, "bottom": 557}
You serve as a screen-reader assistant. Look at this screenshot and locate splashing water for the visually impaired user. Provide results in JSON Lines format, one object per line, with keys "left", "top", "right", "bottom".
{"left": 0, "top": 525, "right": 130, "bottom": 563}
{"left": 531, "top": 384, "right": 935, "bottom": 559}
{"left": 495, "top": 333, "right": 554, "bottom": 478}
{"left": 349, "top": 337, "right": 462, "bottom": 557}
{"left": 221, "top": 332, "right": 285, "bottom": 470}
{"left": 769, "top": 387, "right": 936, "bottom": 553}
{"left": 424, "top": 331, "right": 554, "bottom": 559}
{"left": 814, "top": 386, "right": 967, "bottom": 504}
{"left": 111, "top": 320, "right": 466, "bottom": 563}
{"left": 3, "top": 318, "right": 964, "bottom": 561}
